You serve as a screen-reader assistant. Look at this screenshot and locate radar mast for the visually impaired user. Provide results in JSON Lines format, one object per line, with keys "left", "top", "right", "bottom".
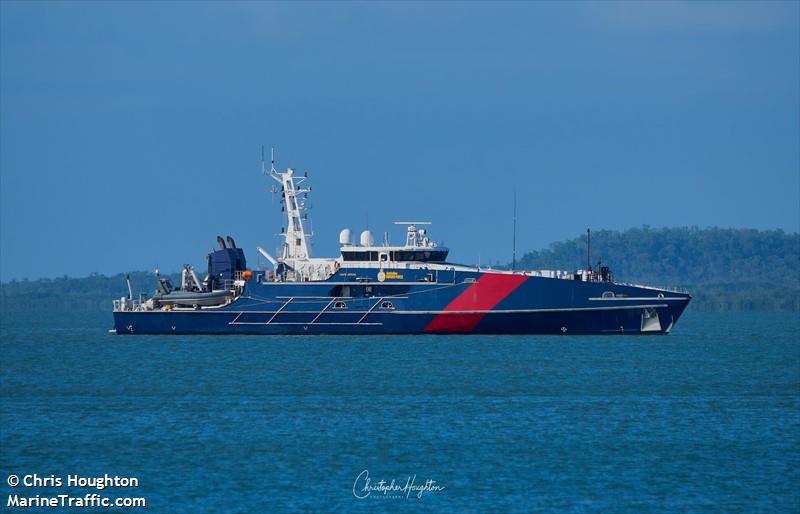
{"left": 267, "top": 147, "right": 313, "bottom": 262}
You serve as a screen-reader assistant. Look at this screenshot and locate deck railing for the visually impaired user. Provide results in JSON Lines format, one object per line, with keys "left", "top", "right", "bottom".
{"left": 113, "top": 298, "right": 145, "bottom": 312}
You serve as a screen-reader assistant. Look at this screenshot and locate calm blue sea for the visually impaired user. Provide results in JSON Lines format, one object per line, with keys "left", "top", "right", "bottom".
{"left": 1, "top": 310, "right": 798, "bottom": 512}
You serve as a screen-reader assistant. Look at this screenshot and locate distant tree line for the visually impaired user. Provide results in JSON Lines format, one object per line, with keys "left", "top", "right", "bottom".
{"left": 508, "top": 226, "right": 799, "bottom": 311}
{"left": 1, "top": 227, "right": 798, "bottom": 312}
{"left": 0, "top": 271, "right": 179, "bottom": 312}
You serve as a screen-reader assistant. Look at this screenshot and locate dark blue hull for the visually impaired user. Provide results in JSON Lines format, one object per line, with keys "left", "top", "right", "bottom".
{"left": 113, "top": 270, "right": 691, "bottom": 335}
{"left": 113, "top": 306, "right": 684, "bottom": 335}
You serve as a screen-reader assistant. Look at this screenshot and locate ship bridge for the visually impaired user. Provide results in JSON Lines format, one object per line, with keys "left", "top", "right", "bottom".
{"left": 338, "top": 222, "right": 449, "bottom": 265}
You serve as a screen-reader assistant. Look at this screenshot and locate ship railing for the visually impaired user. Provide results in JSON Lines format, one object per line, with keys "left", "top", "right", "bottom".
{"left": 656, "top": 285, "right": 691, "bottom": 294}
{"left": 113, "top": 298, "right": 147, "bottom": 312}
{"left": 616, "top": 282, "right": 691, "bottom": 294}
{"left": 276, "top": 270, "right": 335, "bottom": 283}
{"left": 212, "top": 279, "right": 236, "bottom": 291}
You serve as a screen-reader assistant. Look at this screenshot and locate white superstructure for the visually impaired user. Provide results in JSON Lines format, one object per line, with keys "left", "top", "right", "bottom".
{"left": 258, "top": 148, "right": 458, "bottom": 282}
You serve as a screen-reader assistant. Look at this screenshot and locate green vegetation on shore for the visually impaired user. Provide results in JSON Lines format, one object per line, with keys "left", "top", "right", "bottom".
{"left": 0, "top": 271, "right": 179, "bottom": 312}
{"left": 511, "top": 227, "right": 798, "bottom": 311}
{"left": 1, "top": 227, "right": 797, "bottom": 312}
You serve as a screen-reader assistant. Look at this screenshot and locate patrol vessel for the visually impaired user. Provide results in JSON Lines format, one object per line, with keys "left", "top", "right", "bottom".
{"left": 112, "top": 151, "right": 691, "bottom": 335}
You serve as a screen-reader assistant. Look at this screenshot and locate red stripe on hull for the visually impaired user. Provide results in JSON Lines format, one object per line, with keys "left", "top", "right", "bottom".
{"left": 424, "top": 274, "right": 528, "bottom": 333}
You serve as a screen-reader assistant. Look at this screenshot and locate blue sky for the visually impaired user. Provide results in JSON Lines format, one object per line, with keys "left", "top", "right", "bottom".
{"left": 1, "top": 1, "right": 798, "bottom": 280}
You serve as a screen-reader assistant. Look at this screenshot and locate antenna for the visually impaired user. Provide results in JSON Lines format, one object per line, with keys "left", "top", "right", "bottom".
{"left": 270, "top": 146, "right": 276, "bottom": 174}
{"left": 126, "top": 274, "right": 133, "bottom": 300}
{"left": 587, "top": 228, "right": 591, "bottom": 272}
{"left": 512, "top": 190, "right": 517, "bottom": 272}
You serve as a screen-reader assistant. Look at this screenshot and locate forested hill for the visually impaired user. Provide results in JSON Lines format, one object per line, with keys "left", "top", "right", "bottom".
{"left": 0, "top": 271, "right": 179, "bottom": 312}
{"left": 513, "top": 227, "right": 799, "bottom": 311}
{"left": 1, "top": 228, "right": 798, "bottom": 312}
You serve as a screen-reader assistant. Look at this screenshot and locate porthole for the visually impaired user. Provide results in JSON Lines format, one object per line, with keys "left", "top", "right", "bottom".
{"left": 333, "top": 301, "right": 347, "bottom": 309}
{"left": 381, "top": 301, "right": 395, "bottom": 310}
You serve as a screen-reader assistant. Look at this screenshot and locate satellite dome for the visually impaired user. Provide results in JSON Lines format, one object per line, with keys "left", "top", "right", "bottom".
{"left": 339, "top": 229, "right": 353, "bottom": 246}
{"left": 360, "top": 230, "right": 375, "bottom": 247}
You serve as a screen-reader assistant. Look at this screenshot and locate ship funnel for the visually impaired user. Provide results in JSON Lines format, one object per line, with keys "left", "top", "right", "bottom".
{"left": 226, "top": 235, "right": 237, "bottom": 249}
{"left": 360, "top": 230, "right": 374, "bottom": 247}
{"left": 216, "top": 236, "right": 226, "bottom": 250}
{"left": 339, "top": 229, "right": 353, "bottom": 246}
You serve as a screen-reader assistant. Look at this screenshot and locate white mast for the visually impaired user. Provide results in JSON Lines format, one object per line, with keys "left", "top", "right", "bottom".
{"left": 267, "top": 147, "right": 312, "bottom": 262}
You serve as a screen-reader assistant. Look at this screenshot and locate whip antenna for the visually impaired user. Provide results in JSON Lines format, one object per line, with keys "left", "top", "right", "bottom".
{"left": 587, "top": 228, "right": 591, "bottom": 272}
{"left": 512, "top": 190, "right": 517, "bottom": 272}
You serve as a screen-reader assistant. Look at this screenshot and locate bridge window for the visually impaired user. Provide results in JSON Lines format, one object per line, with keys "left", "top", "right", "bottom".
{"left": 341, "top": 251, "right": 379, "bottom": 261}
{"left": 389, "top": 250, "right": 448, "bottom": 262}
{"left": 342, "top": 250, "right": 448, "bottom": 262}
